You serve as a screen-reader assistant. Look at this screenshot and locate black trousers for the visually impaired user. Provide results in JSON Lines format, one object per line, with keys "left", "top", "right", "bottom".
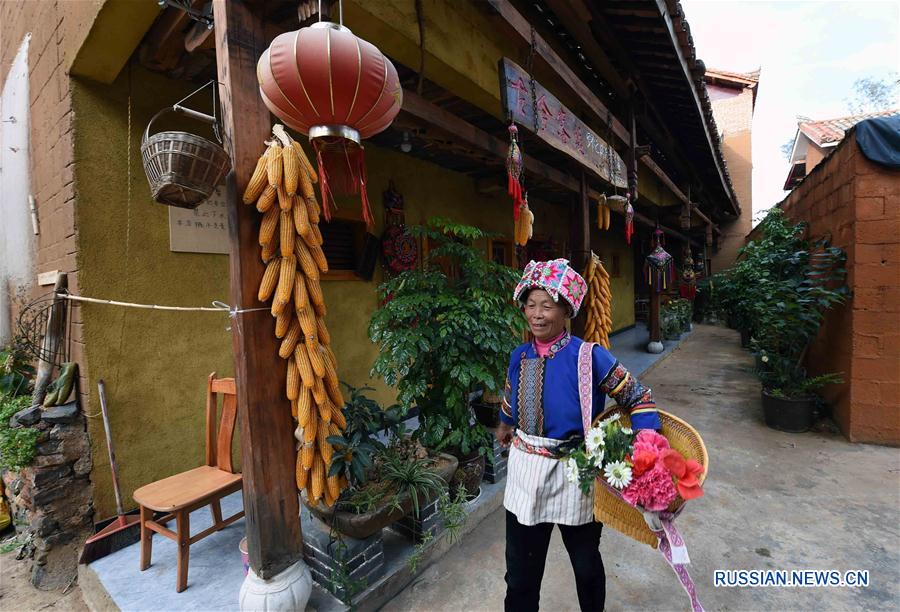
{"left": 504, "top": 510, "right": 606, "bottom": 612}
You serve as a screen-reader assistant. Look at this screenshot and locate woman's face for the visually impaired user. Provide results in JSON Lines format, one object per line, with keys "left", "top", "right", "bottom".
{"left": 523, "top": 289, "right": 568, "bottom": 342}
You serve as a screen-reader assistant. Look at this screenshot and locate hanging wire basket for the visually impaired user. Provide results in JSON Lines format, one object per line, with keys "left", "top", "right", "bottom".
{"left": 141, "top": 80, "right": 231, "bottom": 209}
{"left": 16, "top": 292, "right": 72, "bottom": 366}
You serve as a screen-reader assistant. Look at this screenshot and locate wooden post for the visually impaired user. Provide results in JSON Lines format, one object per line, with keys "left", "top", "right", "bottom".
{"left": 213, "top": 0, "right": 302, "bottom": 580}
{"left": 571, "top": 171, "right": 591, "bottom": 338}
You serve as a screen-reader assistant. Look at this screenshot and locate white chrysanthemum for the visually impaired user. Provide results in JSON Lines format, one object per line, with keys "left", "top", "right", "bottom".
{"left": 622, "top": 427, "right": 633, "bottom": 435}
{"left": 604, "top": 461, "right": 633, "bottom": 489}
{"left": 585, "top": 427, "right": 605, "bottom": 453}
{"left": 600, "top": 413, "right": 621, "bottom": 427}
{"left": 589, "top": 447, "right": 605, "bottom": 466}
{"left": 564, "top": 457, "right": 579, "bottom": 484}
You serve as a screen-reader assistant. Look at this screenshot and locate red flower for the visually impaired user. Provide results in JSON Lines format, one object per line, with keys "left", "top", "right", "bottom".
{"left": 661, "top": 449, "right": 704, "bottom": 500}
{"left": 631, "top": 449, "right": 657, "bottom": 478}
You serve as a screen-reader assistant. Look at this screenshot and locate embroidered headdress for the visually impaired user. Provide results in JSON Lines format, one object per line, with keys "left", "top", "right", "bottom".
{"left": 513, "top": 258, "right": 587, "bottom": 318}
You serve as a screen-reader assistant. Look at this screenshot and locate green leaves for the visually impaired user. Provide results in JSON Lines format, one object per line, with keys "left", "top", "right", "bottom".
{"left": 369, "top": 218, "right": 526, "bottom": 456}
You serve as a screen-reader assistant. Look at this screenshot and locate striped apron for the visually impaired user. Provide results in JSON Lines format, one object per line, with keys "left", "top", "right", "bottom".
{"left": 503, "top": 430, "right": 594, "bottom": 526}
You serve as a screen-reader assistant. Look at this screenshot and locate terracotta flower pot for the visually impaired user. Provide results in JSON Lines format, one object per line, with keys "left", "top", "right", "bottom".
{"left": 761, "top": 388, "right": 815, "bottom": 433}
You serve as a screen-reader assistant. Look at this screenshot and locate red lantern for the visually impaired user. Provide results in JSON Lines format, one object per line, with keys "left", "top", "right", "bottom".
{"left": 257, "top": 22, "right": 402, "bottom": 226}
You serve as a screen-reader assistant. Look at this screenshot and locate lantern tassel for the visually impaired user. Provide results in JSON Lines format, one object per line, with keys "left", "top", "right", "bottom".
{"left": 356, "top": 148, "right": 374, "bottom": 228}
{"left": 315, "top": 146, "right": 334, "bottom": 223}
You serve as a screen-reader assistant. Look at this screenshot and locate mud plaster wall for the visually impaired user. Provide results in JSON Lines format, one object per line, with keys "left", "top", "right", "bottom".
{"left": 73, "top": 66, "right": 235, "bottom": 519}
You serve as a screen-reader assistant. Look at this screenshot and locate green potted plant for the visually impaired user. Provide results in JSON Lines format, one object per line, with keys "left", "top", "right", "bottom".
{"left": 369, "top": 218, "right": 526, "bottom": 497}
{"left": 310, "top": 385, "right": 459, "bottom": 539}
{"left": 742, "top": 209, "right": 849, "bottom": 432}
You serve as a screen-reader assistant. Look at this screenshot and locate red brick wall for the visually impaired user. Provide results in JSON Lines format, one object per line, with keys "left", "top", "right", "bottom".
{"left": 781, "top": 133, "right": 900, "bottom": 445}
{"left": 1, "top": 1, "right": 102, "bottom": 419}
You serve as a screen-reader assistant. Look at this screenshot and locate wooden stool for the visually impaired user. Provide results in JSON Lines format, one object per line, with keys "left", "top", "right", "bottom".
{"left": 133, "top": 373, "right": 244, "bottom": 592}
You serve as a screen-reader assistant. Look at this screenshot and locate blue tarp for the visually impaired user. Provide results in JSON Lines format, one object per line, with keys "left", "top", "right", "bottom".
{"left": 855, "top": 114, "right": 900, "bottom": 169}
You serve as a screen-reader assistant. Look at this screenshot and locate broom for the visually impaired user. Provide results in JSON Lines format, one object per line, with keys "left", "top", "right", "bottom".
{"left": 79, "top": 380, "right": 141, "bottom": 563}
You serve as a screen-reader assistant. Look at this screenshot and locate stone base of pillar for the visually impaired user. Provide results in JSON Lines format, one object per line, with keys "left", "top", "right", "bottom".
{"left": 647, "top": 341, "right": 664, "bottom": 354}
{"left": 238, "top": 559, "right": 313, "bottom": 612}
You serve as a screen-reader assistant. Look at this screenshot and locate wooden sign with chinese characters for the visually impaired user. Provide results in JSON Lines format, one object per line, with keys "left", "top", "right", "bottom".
{"left": 499, "top": 58, "right": 627, "bottom": 189}
{"left": 168, "top": 186, "right": 230, "bottom": 254}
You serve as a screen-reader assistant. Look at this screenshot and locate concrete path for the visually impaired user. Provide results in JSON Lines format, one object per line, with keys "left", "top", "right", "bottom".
{"left": 384, "top": 324, "right": 900, "bottom": 612}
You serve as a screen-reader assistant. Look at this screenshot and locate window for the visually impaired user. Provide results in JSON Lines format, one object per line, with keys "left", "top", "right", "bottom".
{"left": 319, "top": 219, "right": 376, "bottom": 281}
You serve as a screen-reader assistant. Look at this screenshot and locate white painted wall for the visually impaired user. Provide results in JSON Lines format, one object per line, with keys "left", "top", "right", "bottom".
{"left": 0, "top": 34, "right": 34, "bottom": 344}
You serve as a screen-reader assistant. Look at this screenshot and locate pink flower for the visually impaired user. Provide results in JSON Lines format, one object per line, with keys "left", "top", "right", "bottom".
{"left": 622, "top": 464, "right": 677, "bottom": 511}
{"left": 633, "top": 429, "right": 670, "bottom": 454}
{"left": 631, "top": 449, "right": 657, "bottom": 478}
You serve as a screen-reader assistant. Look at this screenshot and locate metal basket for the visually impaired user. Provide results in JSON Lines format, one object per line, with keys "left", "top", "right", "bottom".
{"left": 141, "top": 104, "right": 231, "bottom": 209}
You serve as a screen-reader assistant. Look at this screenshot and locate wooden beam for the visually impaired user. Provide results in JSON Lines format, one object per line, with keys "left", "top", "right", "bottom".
{"left": 571, "top": 172, "right": 591, "bottom": 338}
{"left": 485, "top": 0, "right": 715, "bottom": 223}
{"left": 212, "top": 0, "right": 302, "bottom": 580}
{"left": 401, "top": 88, "right": 700, "bottom": 248}
{"left": 654, "top": 0, "right": 740, "bottom": 215}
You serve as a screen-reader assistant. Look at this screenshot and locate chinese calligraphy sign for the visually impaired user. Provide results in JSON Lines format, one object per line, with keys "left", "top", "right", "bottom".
{"left": 499, "top": 58, "right": 627, "bottom": 189}
{"left": 168, "top": 186, "right": 230, "bottom": 254}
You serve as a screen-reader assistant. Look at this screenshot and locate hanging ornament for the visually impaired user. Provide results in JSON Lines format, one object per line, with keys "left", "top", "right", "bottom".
{"left": 257, "top": 19, "right": 402, "bottom": 227}
{"left": 381, "top": 181, "right": 417, "bottom": 274}
{"left": 506, "top": 123, "right": 526, "bottom": 219}
{"left": 644, "top": 229, "right": 674, "bottom": 293}
{"left": 624, "top": 198, "right": 635, "bottom": 245}
{"left": 514, "top": 194, "right": 534, "bottom": 247}
{"left": 680, "top": 254, "right": 697, "bottom": 300}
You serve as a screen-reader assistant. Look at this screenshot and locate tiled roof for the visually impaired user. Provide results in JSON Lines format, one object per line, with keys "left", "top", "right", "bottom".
{"left": 799, "top": 109, "right": 900, "bottom": 147}
{"left": 704, "top": 68, "right": 760, "bottom": 87}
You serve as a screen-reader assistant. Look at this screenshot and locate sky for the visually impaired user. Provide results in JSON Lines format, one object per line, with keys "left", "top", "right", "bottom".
{"left": 681, "top": 0, "right": 900, "bottom": 222}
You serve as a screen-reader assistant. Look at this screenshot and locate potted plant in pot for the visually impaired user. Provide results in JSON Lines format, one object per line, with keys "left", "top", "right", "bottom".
{"left": 369, "top": 218, "right": 526, "bottom": 498}
{"left": 307, "top": 385, "right": 459, "bottom": 539}
{"left": 741, "top": 209, "right": 850, "bottom": 432}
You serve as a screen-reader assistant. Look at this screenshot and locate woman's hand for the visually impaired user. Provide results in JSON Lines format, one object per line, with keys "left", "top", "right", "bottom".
{"left": 496, "top": 422, "right": 515, "bottom": 448}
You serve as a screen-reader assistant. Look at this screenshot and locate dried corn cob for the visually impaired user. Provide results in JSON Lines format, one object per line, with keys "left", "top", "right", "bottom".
{"left": 317, "top": 421, "right": 332, "bottom": 463}
{"left": 258, "top": 258, "right": 281, "bottom": 302}
{"left": 280, "top": 319, "right": 302, "bottom": 359}
{"left": 259, "top": 206, "right": 279, "bottom": 246}
{"left": 243, "top": 148, "right": 269, "bottom": 204}
{"left": 309, "top": 243, "right": 329, "bottom": 273}
{"left": 277, "top": 184, "right": 293, "bottom": 212}
{"left": 280, "top": 211, "right": 295, "bottom": 257}
{"left": 275, "top": 309, "right": 291, "bottom": 338}
{"left": 297, "top": 386, "right": 312, "bottom": 427}
{"left": 261, "top": 240, "right": 278, "bottom": 263}
{"left": 326, "top": 474, "right": 340, "bottom": 502}
{"left": 305, "top": 195, "right": 321, "bottom": 224}
{"left": 267, "top": 142, "right": 283, "bottom": 188}
{"left": 306, "top": 340, "right": 327, "bottom": 378}
{"left": 311, "top": 454, "right": 325, "bottom": 503}
{"left": 306, "top": 275, "right": 326, "bottom": 317}
{"left": 283, "top": 144, "right": 301, "bottom": 197}
{"left": 316, "top": 316, "right": 331, "bottom": 346}
{"left": 296, "top": 452, "right": 309, "bottom": 489}
{"left": 311, "top": 375, "right": 326, "bottom": 405}
{"left": 328, "top": 422, "right": 341, "bottom": 438}
{"left": 304, "top": 406, "right": 317, "bottom": 443}
{"left": 317, "top": 396, "right": 332, "bottom": 423}
{"left": 256, "top": 185, "right": 277, "bottom": 213}
{"left": 301, "top": 441, "right": 315, "bottom": 470}
{"left": 292, "top": 141, "right": 317, "bottom": 184}
{"left": 294, "top": 343, "right": 316, "bottom": 389}
{"left": 275, "top": 255, "right": 296, "bottom": 311}
{"left": 292, "top": 194, "right": 311, "bottom": 237}
{"left": 294, "top": 240, "right": 320, "bottom": 281}
{"left": 330, "top": 403, "right": 346, "bottom": 428}
{"left": 287, "top": 357, "right": 300, "bottom": 400}
{"left": 293, "top": 275, "right": 310, "bottom": 315}
{"left": 296, "top": 307, "right": 316, "bottom": 340}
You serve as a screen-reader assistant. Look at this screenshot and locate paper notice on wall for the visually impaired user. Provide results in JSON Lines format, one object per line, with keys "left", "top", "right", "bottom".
{"left": 168, "top": 186, "right": 231, "bottom": 254}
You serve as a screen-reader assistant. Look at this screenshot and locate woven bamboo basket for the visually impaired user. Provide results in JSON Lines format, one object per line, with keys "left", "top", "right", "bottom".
{"left": 592, "top": 407, "right": 708, "bottom": 548}
{"left": 141, "top": 106, "right": 230, "bottom": 209}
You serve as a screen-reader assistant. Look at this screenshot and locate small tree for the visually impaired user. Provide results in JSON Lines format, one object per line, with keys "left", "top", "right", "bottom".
{"left": 844, "top": 74, "right": 900, "bottom": 115}
{"left": 369, "top": 218, "right": 526, "bottom": 458}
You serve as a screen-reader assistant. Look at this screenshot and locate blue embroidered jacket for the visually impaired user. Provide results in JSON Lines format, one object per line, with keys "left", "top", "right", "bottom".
{"left": 499, "top": 333, "right": 660, "bottom": 439}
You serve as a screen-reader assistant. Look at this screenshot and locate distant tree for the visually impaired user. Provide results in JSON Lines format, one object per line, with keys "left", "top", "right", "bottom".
{"left": 780, "top": 137, "right": 796, "bottom": 161}
{"left": 844, "top": 73, "right": 900, "bottom": 115}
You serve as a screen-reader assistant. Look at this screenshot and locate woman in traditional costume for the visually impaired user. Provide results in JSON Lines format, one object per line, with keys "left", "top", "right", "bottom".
{"left": 498, "top": 259, "right": 661, "bottom": 611}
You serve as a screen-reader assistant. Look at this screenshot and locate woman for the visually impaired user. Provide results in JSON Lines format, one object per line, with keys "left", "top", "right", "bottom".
{"left": 497, "top": 259, "right": 661, "bottom": 612}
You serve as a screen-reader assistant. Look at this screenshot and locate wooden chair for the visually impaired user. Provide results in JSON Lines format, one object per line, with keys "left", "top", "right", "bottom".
{"left": 133, "top": 373, "right": 244, "bottom": 592}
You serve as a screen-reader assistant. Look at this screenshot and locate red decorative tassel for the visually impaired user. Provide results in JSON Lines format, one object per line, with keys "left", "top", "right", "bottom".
{"left": 312, "top": 138, "right": 374, "bottom": 228}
